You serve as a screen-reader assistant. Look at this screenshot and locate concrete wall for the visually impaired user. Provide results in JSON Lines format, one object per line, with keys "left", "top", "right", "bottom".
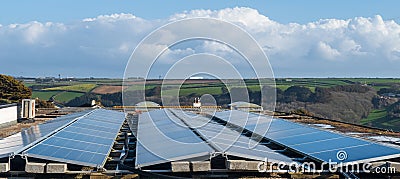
{"left": 191, "top": 161, "right": 210, "bottom": 172}
{"left": 0, "top": 104, "right": 17, "bottom": 128}
{"left": 0, "top": 163, "right": 9, "bottom": 173}
{"left": 171, "top": 161, "right": 190, "bottom": 172}
{"left": 227, "top": 160, "right": 261, "bottom": 171}
{"left": 25, "top": 162, "right": 46, "bottom": 173}
{"left": 46, "top": 163, "right": 67, "bottom": 173}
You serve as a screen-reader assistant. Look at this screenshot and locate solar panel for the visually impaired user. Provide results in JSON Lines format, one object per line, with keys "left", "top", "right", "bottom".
{"left": 24, "top": 109, "right": 125, "bottom": 167}
{"left": 135, "top": 109, "right": 215, "bottom": 168}
{"left": 171, "top": 109, "right": 293, "bottom": 163}
{"left": 214, "top": 110, "right": 400, "bottom": 164}
{"left": 0, "top": 110, "right": 92, "bottom": 158}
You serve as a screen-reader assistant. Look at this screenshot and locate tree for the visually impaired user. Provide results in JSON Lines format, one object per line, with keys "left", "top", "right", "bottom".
{"left": 66, "top": 93, "right": 100, "bottom": 107}
{"left": 311, "top": 87, "right": 332, "bottom": 103}
{"left": 283, "top": 86, "right": 313, "bottom": 102}
{"left": 36, "top": 99, "right": 55, "bottom": 108}
{"left": 221, "top": 86, "right": 229, "bottom": 94}
{"left": 0, "top": 74, "right": 31, "bottom": 103}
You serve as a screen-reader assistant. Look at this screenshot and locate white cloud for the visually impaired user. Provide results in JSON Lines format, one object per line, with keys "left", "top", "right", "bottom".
{"left": 201, "top": 41, "right": 234, "bottom": 53}
{"left": 315, "top": 41, "right": 341, "bottom": 60}
{"left": 83, "top": 13, "right": 138, "bottom": 22}
{"left": 1, "top": 8, "right": 400, "bottom": 77}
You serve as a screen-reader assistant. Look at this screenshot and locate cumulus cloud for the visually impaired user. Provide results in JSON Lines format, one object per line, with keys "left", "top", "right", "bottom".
{"left": 1, "top": 8, "right": 400, "bottom": 77}
{"left": 315, "top": 41, "right": 341, "bottom": 60}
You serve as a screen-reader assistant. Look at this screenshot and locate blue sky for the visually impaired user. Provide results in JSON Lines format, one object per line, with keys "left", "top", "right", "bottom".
{"left": 1, "top": 1, "right": 400, "bottom": 78}
{"left": 2, "top": 0, "right": 399, "bottom": 24}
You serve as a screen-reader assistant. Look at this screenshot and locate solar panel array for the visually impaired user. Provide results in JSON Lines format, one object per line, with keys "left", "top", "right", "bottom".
{"left": 214, "top": 110, "right": 400, "bottom": 163}
{"left": 3, "top": 107, "right": 400, "bottom": 169}
{"left": 135, "top": 109, "right": 215, "bottom": 168}
{"left": 171, "top": 109, "right": 294, "bottom": 163}
{"left": 0, "top": 110, "right": 91, "bottom": 158}
{"left": 24, "top": 109, "right": 125, "bottom": 167}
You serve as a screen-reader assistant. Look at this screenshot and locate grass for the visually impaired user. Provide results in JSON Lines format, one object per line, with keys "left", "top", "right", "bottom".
{"left": 370, "top": 85, "right": 392, "bottom": 91}
{"left": 44, "top": 84, "right": 97, "bottom": 93}
{"left": 32, "top": 91, "right": 84, "bottom": 103}
{"left": 31, "top": 91, "right": 60, "bottom": 100}
{"left": 275, "top": 85, "right": 292, "bottom": 91}
{"left": 345, "top": 78, "right": 400, "bottom": 84}
{"left": 161, "top": 87, "right": 222, "bottom": 96}
{"left": 275, "top": 78, "right": 350, "bottom": 88}
{"left": 360, "top": 108, "right": 400, "bottom": 131}
{"left": 125, "top": 84, "right": 158, "bottom": 91}
{"left": 23, "top": 83, "right": 36, "bottom": 87}
{"left": 360, "top": 109, "right": 387, "bottom": 125}
{"left": 53, "top": 92, "right": 84, "bottom": 103}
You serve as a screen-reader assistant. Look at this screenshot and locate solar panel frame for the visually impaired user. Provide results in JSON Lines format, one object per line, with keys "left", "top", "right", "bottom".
{"left": 0, "top": 110, "right": 93, "bottom": 158}
{"left": 173, "top": 110, "right": 294, "bottom": 163}
{"left": 23, "top": 109, "right": 126, "bottom": 167}
{"left": 135, "top": 109, "right": 215, "bottom": 168}
{"left": 214, "top": 110, "right": 400, "bottom": 164}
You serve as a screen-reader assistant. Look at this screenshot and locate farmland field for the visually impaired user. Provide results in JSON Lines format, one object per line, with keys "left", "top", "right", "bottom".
{"left": 31, "top": 91, "right": 60, "bottom": 100}
{"left": 92, "top": 85, "right": 127, "bottom": 94}
{"left": 53, "top": 91, "right": 85, "bottom": 103}
{"left": 44, "top": 84, "right": 97, "bottom": 92}
{"left": 162, "top": 87, "right": 223, "bottom": 96}
{"left": 360, "top": 109, "right": 387, "bottom": 125}
{"left": 31, "top": 91, "right": 84, "bottom": 103}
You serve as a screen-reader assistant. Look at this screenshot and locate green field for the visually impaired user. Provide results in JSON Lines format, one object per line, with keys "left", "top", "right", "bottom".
{"left": 53, "top": 92, "right": 84, "bottom": 103}
{"left": 344, "top": 78, "right": 400, "bottom": 84}
{"left": 360, "top": 109, "right": 387, "bottom": 125}
{"left": 125, "top": 84, "right": 158, "bottom": 91}
{"left": 44, "top": 84, "right": 97, "bottom": 92}
{"left": 360, "top": 109, "right": 400, "bottom": 131}
{"left": 31, "top": 91, "right": 60, "bottom": 100}
{"left": 162, "top": 87, "right": 223, "bottom": 96}
{"left": 32, "top": 91, "right": 84, "bottom": 103}
{"left": 98, "top": 77, "right": 400, "bottom": 97}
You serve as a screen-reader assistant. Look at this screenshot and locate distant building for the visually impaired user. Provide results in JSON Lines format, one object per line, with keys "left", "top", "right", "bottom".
{"left": 135, "top": 101, "right": 161, "bottom": 111}
{"left": 229, "top": 101, "right": 263, "bottom": 112}
{"left": 21, "top": 99, "right": 35, "bottom": 119}
{"left": 193, "top": 97, "right": 201, "bottom": 108}
{"left": 189, "top": 76, "right": 204, "bottom": 80}
{"left": 382, "top": 93, "right": 400, "bottom": 98}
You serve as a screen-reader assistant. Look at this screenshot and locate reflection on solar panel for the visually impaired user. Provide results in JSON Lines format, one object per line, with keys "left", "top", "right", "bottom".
{"left": 135, "top": 109, "right": 215, "bottom": 168}
{"left": 170, "top": 109, "right": 293, "bottom": 163}
{"left": 214, "top": 110, "right": 400, "bottom": 164}
{"left": 24, "top": 109, "right": 125, "bottom": 167}
{"left": 0, "top": 110, "right": 91, "bottom": 158}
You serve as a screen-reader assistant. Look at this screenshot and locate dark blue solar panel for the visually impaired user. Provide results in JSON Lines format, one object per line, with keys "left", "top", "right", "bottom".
{"left": 27, "top": 144, "right": 105, "bottom": 166}
{"left": 312, "top": 143, "right": 400, "bottom": 163}
{"left": 278, "top": 131, "right": 343, "bottom": 146}
{"left": 214, "top": 110, "right": 400, "bottom": 163}
{"left": 24, "top": 109, "right": 125, "bottom": 167}
{"left": 173, "top": 110, "right": 294, "bottom": 163}
{"left": 0, "top": 110, "right": 91, "bottom": 158}
{"left": 135, "top": 109, "right": 214, "bottom": 168}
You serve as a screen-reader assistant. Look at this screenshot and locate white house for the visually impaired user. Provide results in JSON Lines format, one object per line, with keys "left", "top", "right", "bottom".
{"left": 0, "top": 104, "right": 18, "bottom": 128}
